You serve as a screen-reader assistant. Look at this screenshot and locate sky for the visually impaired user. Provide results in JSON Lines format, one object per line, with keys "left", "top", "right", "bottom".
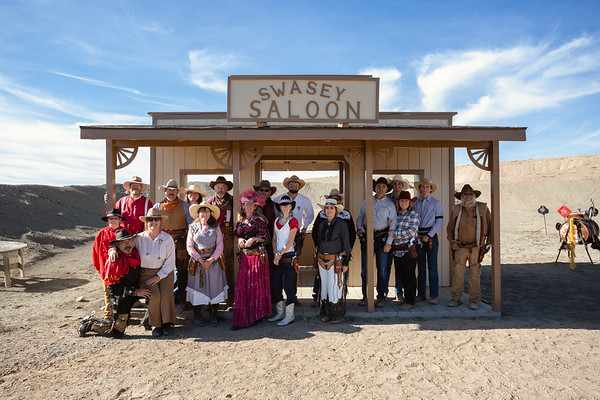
{"left": 1, "top": 0, "right": 599, "bottom": 185}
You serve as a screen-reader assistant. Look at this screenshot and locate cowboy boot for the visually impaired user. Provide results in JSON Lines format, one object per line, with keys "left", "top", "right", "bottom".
{"left": 277, "top": 303, "right": 295, "bottom": 326}
{"left": 268, "top": 301, "right": 285, "bottom": 322}
{"left": 193, "top": 305, "right": 204, "bottom": 327}
{"left": 320, "top": 300, "right": 330, "bottom": 322}
{"left": 210, "top": 304, "right": 219, "bottom": 327}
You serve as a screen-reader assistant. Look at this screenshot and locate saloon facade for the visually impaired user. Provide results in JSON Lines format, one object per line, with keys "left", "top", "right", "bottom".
{"left": 81, "top": 75, "right": 526, "bottom": 312}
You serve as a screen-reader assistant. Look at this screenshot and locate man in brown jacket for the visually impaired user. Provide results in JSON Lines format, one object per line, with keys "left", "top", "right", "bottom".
{"left": 446, "top": 184, "right": 491, "bottom": 310}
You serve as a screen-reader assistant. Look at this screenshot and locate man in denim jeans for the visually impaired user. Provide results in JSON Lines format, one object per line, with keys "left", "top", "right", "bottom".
{"left": 413, "top": 178, "right": 444, "bottom": 305}
{"left": 356, "top": 177, "right": 397, "bottom": 307}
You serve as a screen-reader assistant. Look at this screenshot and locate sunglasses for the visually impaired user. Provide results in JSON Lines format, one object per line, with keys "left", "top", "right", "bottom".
{"left": 258, "top": 188, "right": 271, "bottom": 193}
{"left": 242, "top": 201, "right": 255, "bottom": 206}
{"left": 146, "top": 217, "right": 162, "bottom": 222}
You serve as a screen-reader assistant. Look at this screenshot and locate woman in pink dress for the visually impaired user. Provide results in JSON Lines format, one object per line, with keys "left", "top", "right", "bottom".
{"left": 231, "top": 189, "right": 271, "bottom": 330}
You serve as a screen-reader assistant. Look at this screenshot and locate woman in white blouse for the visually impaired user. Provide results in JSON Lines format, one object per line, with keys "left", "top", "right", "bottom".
{"left": 136, "top": 208, "right": 176, "bottom": 337}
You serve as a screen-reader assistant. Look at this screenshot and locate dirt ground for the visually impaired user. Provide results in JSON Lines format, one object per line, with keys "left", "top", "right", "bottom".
{"left": 1, "top": 155, "right": 600, "bottom": 399}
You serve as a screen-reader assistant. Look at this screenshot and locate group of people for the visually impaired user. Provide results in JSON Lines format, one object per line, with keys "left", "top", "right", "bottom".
{"left": 79, "top": 172, "right": 491, "bottom": 338}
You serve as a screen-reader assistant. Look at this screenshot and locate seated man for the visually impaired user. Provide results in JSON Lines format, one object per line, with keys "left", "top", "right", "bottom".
{"left": 78, "top": 229, "right": 151, "bottom": 338}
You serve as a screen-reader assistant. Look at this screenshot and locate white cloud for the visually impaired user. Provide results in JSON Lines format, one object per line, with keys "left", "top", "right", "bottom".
{"left": 359, "top": 67, "right": 402, "bottom": 111}
{"left": 52, "top": 72, "right": 141, "bottom": 95}
{"left": 188, "top": 49, "right": 237, "bottom": 93}
{"left": 416, "top": 36, "right": 600, "bottom": 125}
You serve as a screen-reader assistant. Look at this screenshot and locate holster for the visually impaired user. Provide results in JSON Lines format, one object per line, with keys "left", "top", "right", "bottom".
{"left": 218, "top": 254, "right": 226, "bottom": 270}
{"left": 293, "top": 256, "right": 299, "bottom": 273}
{"left": 188, "top": 258, "right": 198, "bottom": 276}
{"left": 409, "top": 244, "right": 418, "bottom": 259}
{"left": 334, "top": 257, "right": 343, "bottom": 289}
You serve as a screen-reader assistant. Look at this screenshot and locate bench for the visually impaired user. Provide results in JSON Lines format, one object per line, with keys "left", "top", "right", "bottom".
{"left": 1, "top": 241, "right": 27, "bottom": 287}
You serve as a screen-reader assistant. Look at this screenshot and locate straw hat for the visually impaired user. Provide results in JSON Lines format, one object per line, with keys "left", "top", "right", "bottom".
{"left": 209, "top": 176, "right": 233, "bottom": 191}
{"left": 189, "top": 202, "right": 221, "bottom": 220}
{"left": 318, "top": 198, "right": 344, "bottom": 214}
{"left": 253, "top": 179, "right": 277, "bottom": 196}
{"left": 282, "top": 175, "right": 305, "bottom": 190}
{"left": 454, "top": 184, "right": 481, "bottom": 200}
{"left": 183, "top": 184, "right": 207, "bottom": 198}
{"left": 108, "top": 229, "right": 136, "bottom": 247}
{"left": 139, "top": 208, "right": 168, "bottom": 222}
{"left": 391, "top": 175, "right": 411, "bottom": 191}
{"left": 414, "top": 178, "right": 438, "bottom": 193}
{"left": 123, "top": 176, "right": 149, "bottom": 193}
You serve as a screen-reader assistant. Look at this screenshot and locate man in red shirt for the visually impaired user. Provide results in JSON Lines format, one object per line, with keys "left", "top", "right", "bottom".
{"left": 105, "top": 176, "right": 153, "bottom": 234}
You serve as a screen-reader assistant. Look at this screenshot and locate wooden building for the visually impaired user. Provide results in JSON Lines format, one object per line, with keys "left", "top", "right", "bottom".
{"left": 80, "top": 75, "right": 526, "bottom": 312}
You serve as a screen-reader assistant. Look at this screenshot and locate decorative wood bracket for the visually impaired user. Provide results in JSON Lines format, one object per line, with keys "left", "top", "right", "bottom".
{"left": 467, "top": 147, "right": 491, "bottom": 171}
{"left": 115, "top": 147, "right": 138, "bottom": 170}
{"left": 211, "top": 145, "right": 263, "bottom": 170}
{"left": 343, "top": 146, "right": 365, "bottom": 170}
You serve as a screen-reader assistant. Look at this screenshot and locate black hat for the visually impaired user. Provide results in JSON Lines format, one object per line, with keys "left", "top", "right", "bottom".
{"left": 372, "top": 177, "right": 392, "bottom": 193}
{"left": 102, "top": 208, "right": 125, "bottom": 222}
{"left": 275, "top": 194, "right": 296, "bottom": 212}
{"left": 108, "top": 229, "right": 136, "bottom": 247}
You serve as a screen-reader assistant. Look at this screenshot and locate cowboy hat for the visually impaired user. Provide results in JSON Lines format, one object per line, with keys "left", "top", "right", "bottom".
{"left": 454, "top": 184, "right": 482, "bottom": 200}
{"left": 209, "top": 176, "right": 233, "bottom": 191}
{"left": 398, "top": 190, "right": 412, "bottom": 201}
{"left": 372, "top": 177, "right": 392, "bottom": 193}
{"left": 139, "top": 208, "right": 169, "bottom": 222}
{"left": 282, "top": 175, "right": 306, "bottom": 190}
{"left": 253, "top": 179, "right": 277, "bottom": 196}
{"left": 275, "top": 194, "right": 296, "bottom": 212}
{"left": 391, "top": 175, "right": 411, "bottom": 191}
{"left": 102, "top": 208, "right": 126, "bottom": 222}
{"left": 183, "top": 184, "right": 207, "bottom": 198}
{"left": 189, "top": 202, "right": 221, "bottom": 220}
{"left": 326, "top": 188, "right": 343, "bottom": 200}
{"left": 108, "top": 229, "right": 136, "bottom": 247}
{"left": 123, "top": 176, "right": 149, "bottom": 193}
{"left": 414, "top": 178, "right": 438, "bottom": 193}
{"left": 318, "top": 198, "right": 344, "bottom": 214}
{"left": 159, "top": 179, "right": 183, "bottom": 191}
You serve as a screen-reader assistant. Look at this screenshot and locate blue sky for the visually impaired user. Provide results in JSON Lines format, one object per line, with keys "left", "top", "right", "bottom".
{"left": 1, "top": 0, "right": 599, "bottom": 185}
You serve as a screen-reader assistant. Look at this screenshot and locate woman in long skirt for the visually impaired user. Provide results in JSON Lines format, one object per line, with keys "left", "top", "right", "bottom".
{"left": 186, "top": 202, "right": 227, "bottom": 327}
{"left": 231, "top": 189, "right": 272, "bottom": 330}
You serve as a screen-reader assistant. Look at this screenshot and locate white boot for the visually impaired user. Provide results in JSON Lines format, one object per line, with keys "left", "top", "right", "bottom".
{"left": 268, "top": 301, "right": 285, "bottom": 322}
{"left": 277, "top": 303, "right": 295, "bottom": 326}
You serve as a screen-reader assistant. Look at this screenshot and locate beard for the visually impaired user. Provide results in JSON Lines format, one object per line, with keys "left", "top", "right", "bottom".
{"left": 288, "top": 189, "right": 299, "bottom": 194}
{"left": 462, "top": 198, "right": 477, "bottom": 208}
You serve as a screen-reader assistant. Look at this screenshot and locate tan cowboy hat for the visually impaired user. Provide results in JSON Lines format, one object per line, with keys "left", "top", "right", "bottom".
{"left": 253, "top": 179, "right": 277, "bottom": 196}
{"left": 189, "top": 202, "right": 221, "bottom": 220}
{"left": 123, "top": 176, "right": 149, "bottom": 193}
{"left": 139, "top": 208, "right": 168, "bottom": 222}
{"left": 282, "top": 175, "right": 305, "bottom": 190}
{"left": 414, "top": 178, "right": 438, "bottom": 193}
{"left": 318, "top": 198, "right": 344, "bottom": 214}
{"left": 454, "top": 184, "right": 482, "bottom": 200}
{"left": 326, "top": 188, "right": 343, "bottom": 200}
{"left": 209, "top": 176, "right": 233, "bottom": 191}
{"left": 391, "top": 175, "right": 411, "bottom": 191}
{"left": 159, "top": 178, "right": 183, "bottom": 192}
{"left": 183, "top": 184, "right": 207, "bottom": 198}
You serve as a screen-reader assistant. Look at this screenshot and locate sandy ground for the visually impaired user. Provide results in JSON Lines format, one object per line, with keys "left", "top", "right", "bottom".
{"left": 1, "top": 155, "right": 600, "bottom": 399}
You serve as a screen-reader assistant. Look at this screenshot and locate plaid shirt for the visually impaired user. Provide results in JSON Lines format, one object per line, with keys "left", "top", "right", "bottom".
{"left": 386, "top": 209, "right": 420, "bottom": 257}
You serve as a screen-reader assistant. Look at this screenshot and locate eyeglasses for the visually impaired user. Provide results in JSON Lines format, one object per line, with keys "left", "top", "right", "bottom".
{"left": 146, "top": 217, "right": 161, "bottom": 222}
{"left": 258, "top": 188, "right": 271, "bottom": 193}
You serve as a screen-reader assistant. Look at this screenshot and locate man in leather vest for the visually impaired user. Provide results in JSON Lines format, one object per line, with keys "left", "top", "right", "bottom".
{"left": 446, "top": 184, "right": 491, "bottom": 310}
{"left": 153, "top": 179, "right": 192, "bottom": 306}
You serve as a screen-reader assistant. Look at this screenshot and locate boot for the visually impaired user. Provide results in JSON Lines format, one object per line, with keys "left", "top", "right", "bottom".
{"left": 209, "top": 304, "right": 219, "bottom": 327}
{"left": 268, "top": 301, "right": 285, "bottom": 322}
{"left": 193, "top": 306, "right": 204, "bottom": 327}
{"left": 320, "top": 300, "right": 330, "bottom": 322}
{"left": 277, "top": 303, "right": 295, "bottom": 326}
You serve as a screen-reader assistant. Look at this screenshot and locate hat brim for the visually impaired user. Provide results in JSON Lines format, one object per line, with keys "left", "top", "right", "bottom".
{"left": 283, "top": 177, "right": 306, "bottom": 190}
{"left": 415, "top": 181, "right": 438, "bottom": 193}
{"left": 184, "top": 187, "right": 207, "bottom": 197}
{"left": 454, "top": 190, "right": 481, "bottom": 200}
{"left": 392, "top": 178, "right": 411, "bottom": 190}
{"left": 372, "top": 179, "right": 393, "bottom": 193}
{"left": 139, "top": 214, "right": 169, "bottom": 222}
{"left": 318, "top": 203, "right": 344, "bottom": 213}
{"left": 190, "top": 203, "right": 221, "bottom": 220}
{"left": 108, "top": 233, "right": 137, "bottom": 247}
{"left": 123, "top": 181, "right": 149, "bottom": 193}
{"left": 101, "top": 215, "right": 125, "bottom": 222}
{"left": 275, "top": 201, "right": 296, "bottom": 212}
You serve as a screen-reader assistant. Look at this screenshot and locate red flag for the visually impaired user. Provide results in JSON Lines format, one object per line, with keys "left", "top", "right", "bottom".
{"left": 558, "top": 204, "right": 571, "bottom": 218}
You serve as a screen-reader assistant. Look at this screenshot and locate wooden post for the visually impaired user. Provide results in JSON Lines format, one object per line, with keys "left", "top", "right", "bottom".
{"left": 490, "top": 141, "right": 501, "bottom": 312}
{"left": 106, "top": 140, "right": 116, "bottom": 208}
{"left": 150, "top": 147, "right": 157, "bottom": 204}
{"left": 448, "top": 148, "right": 455, "bottom": 287}
{"left": 365, "top": 141, "right": 375, "bottom": 312}
{"left": 232, "top": 141, "right": 241, "bottom": 281}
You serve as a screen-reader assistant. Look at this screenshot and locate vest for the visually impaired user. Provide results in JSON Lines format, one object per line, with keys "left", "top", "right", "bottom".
{"left": 451, "top": 202, "right": 489, "bottom": 246}
{"left": 274, "top": 217, "right": 296, "bottom": 253}
{"left": 159, "top": 200, "right": 187, "bottom": 230}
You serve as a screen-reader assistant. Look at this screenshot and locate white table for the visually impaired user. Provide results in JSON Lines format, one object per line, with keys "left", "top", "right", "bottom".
{"left": 1, "top": 241, "right": 27, "bottom": 287}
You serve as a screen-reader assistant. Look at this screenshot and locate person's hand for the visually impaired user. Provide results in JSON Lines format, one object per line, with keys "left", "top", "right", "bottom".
{"left": 383, "top": 244, "right": 391, "bottom": 253}
{"left": 136, "top": 288, "right": 151, "bottom": 299}
{"left": 145, "top": 275, "right": 160, "bottom": 286}
{"left": 421, "top": 235, "right": 430, "bottom": 243}
{"left": 238, "top": 238, "right": 247, "bottom": 249}
{"left": 273, "top": 252, "right": 281, "bottom": 266}
{"left": 451, "top": 240, "right": 461, "bottom": 251}
{"left": 108, "top": 247, "right": 117, "bottom": 262}
{"left": 203, "top": 258, "right": 213, "bottom": 269}
{"left": 342, "top": 266, "right": 348, "bottom": 273}
{"left": 300, "top": 227, "right": 307, "bottom": 235}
